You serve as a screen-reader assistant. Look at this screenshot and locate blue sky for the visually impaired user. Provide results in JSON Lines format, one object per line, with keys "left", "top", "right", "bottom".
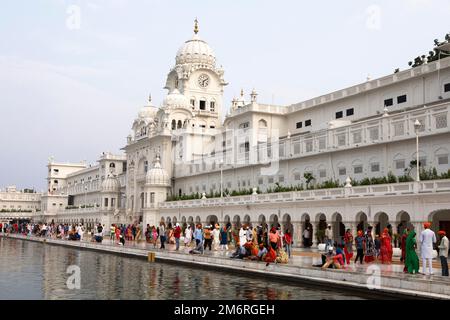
{"left": 0, "top": 0, "right": 449, "bottom": 190}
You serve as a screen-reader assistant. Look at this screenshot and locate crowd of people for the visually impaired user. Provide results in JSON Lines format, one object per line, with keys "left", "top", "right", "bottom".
{"left": 143, "top": 222, "right": 292, "bottom": 265}
{"left": 2, "top": 219, "right": 448, "bottom": 276}
{"left": 316, "top": 222, "right": 449, "bottom": 276}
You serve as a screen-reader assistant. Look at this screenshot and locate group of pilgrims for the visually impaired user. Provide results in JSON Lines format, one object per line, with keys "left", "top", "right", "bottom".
{"left": 144, "top": 221, "right": 293, "bottom": 265}
{"left": 320, "top": 222, "right": 449, "bottom": 276}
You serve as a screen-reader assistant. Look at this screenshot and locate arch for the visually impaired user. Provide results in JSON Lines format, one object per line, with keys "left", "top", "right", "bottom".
{"left": 428, "top": 209, "right": 450, "bottom": 234}
{"left": 206, "top": 215, "right": 219, "bottom": 226}
{"left": 396, "top": 210, "right": 411, "bottom": 235}
{"left": 331, "top": 212, "right": 345, "bottom": 245}
{"left": 269, "top": 214, "right": 279, "bottom": 228}
{"left": 243, "top": 214, "right": 251, "bottom": 227}
{"left": 232, "top": 215, "right": 241, "bottom": 228}
{"left": 258, "top": 119, "right": 268, "bottom": 128}
{"left": 374, "top": 212, "right": 389, "bottom": 236}
{"left": 315, "top": 213, "right": 327, "bottom": 244}
{"left": 171, "top": 119, "right": 176, "bottom": 130}
{"left": 223, "top": 215, "right": 231, "bottom": 225}
{"left": 258, "top": 214, "right": 267, "bottom": 225}
{"left": 172, "top": 216, "right": 178, "bottom": 224}
{"left": 195, "top": 216, "right": 201, "bottom": 224}
{"left": 300, "top": 213, "right": 313, "bottom": 247}
{"left": 282, "top": 213, "right": 293, "bottom": 234}
{"left": 355, "top": 211, "right": 368, "bottom": 232}
{"left": 177, "top": 120, "right": 182, "bottom": 129}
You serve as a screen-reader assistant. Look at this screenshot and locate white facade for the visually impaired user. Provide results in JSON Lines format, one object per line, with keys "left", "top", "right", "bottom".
{"left": 0, "top": 186, "right": 41, "bottom": 222}
{"left": 30, "top": 23, "right": 450, "bottom": 245}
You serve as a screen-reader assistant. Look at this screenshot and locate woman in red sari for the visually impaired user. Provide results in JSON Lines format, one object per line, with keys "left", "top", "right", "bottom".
{"left": 380, "top": 228, "right": 393, "bottom": 264}
{"left": 343, "top": 229, "right": 354, "bottom": 265}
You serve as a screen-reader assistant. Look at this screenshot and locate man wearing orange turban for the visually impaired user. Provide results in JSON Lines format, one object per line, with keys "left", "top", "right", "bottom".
{"left": 420, "top": 222, "right": 437, "bottom": 275}
{"left": 438, "top": 230, "right": 449, "bottom": 276}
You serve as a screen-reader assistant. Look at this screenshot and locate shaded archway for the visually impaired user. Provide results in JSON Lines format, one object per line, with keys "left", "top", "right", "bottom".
{"left": 282, "top": 214, "right": 293, "bottom": 234}
{"left": 206, "top": 215, "right": 219, "bottom": 226}
{"left": 269, "top": 214, "right": 279, "bottom": 228}
{"left": 374, "top": 212, "right": 389, "bottom": 236}
{"left": 331, "top": 212, "right": 345, "bottom": 245}
{"left": 195, "top": 216, "right": 201, "bottom": 225}
{"left": 396, "top": 211, "right": 411, "bottom": 236}
{"left": 188, "top": 216, "right": 194, "bottom": 228}
{"left": 243, "top": 214, "right": 251, "bottom": 228}
{"left": 356, "top": 211, "right": 368, "bottom": 232}
{"left": 429, "top": 209, "right": 450, "bottom": 235}
{"left": 315, "top": 213, "right": 327, "bottom": 244}
{"left": 232, "top": 215, "right": 241, "bottom": 229}
{"left": 223, "top": 215, "right": 231, "bottom": 227}
{"left": 301, "top": 213, "right": 313, "bottom": 248}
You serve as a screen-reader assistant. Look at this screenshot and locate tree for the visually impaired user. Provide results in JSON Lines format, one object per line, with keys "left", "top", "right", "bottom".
{"left": 304, "top": 172, "right": 315, "bottom": 189}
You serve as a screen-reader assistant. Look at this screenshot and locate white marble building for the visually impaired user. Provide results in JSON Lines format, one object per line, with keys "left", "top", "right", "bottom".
{"left": 36, "top": 22, "right": 450, "bottom": 246}
{"left": 0, "top": 186, "right": 41, "bottom": 223}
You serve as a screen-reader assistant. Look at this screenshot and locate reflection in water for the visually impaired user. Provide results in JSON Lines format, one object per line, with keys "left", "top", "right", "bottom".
{"left": 0, "top": 238, "right": 365, "bottom": 300}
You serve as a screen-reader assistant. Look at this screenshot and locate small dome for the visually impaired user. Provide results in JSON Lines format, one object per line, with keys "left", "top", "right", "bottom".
{"left": 163, "top": 89, "right": 190, "bottom": 109}
{"left": 146, "top": 155, "right": 170, "bottom": 186}
{"left": 176, "top": 34, "right": 216, "bottom": 66}
{"left": 101, "top": 175, "right": 120, "bottom": 192}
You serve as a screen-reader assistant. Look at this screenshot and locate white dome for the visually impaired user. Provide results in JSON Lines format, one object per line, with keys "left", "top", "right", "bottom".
{"left": 146, "top": 156, "right": 170, "bottom": 186}
{"left": 101, "top": 175, "right": 120, "bottom": 192}
{"left": 163, "top": 89, "right": 190, "bottom": 109}
{"left": 176, "top": 34, "right": 216, "bottom": 66}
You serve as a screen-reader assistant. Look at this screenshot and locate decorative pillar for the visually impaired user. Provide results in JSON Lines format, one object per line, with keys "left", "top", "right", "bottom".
{"left": 313, "top": 221, "right": 320, "bottom": 247}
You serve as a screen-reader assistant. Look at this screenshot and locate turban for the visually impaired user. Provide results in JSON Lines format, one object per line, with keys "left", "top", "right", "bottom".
{"left": 438, "top": 230, "right": 446, "bottom": 236}
{"left": 357, "top": 230, "right": 363, "bottom": 236}
{"left": 423, "top": 222, "right": 431, "bottom": 229}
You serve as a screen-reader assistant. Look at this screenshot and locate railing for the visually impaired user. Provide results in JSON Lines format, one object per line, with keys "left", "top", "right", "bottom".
{"left": 159, "top": 179, "right": 450, "bottom": 209}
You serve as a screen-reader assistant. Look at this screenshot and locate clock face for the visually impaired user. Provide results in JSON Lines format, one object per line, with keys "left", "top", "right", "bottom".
{"left": 198, "top": 74, "right": 210, "bottom": 88}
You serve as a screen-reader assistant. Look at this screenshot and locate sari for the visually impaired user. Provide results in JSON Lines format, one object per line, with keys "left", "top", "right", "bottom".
{"left": 405, "top": 230, "right": 420, "bottom": 274}
{"left": 380, "top": 228, "right": 393, "bottom": 264}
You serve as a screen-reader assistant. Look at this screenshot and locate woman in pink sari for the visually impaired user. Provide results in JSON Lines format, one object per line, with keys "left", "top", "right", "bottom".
{"left": 380, "top": 228, "right": 393, "bottom": 264}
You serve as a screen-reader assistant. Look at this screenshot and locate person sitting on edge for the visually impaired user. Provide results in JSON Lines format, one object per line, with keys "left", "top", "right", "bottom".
{"left": 321, "top": 247, "right": 343, "bottom": 269}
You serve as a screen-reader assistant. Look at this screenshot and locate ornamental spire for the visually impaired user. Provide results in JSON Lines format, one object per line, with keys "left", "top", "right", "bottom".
{"left": 194, "top": 18, "right": 199, "bottom": 34}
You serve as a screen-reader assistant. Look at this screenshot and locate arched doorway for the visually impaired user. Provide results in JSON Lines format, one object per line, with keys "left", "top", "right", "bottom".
{"left": 429, "top": 209, "right": 450, "bottom": 235}
{"left": 315, "top": 213, "right": 327, "bottom": 244}
{"left": 396, "top": 211, "right": 411, "bottom": 236}
{"left": 206, "top": 215, "right": 219, "bottom": 226}
{"left": 223, "top": 215, "right": 231, "bottom": 228}
{"left": 301, "top": 213, "right": 313, "bottom": 248}
{"left": 243, "top": 215, "right": 251, "bottom": 228}
{"left": 188, "top": 216, "right": 194, "bottom": 228}
{"left": 232, "top": 215, "right": 241, "bottom": 229}
{"left": 269, "top": 214, "right": 279, "bottom": 229}
{"left": 374, "top": 212, "right": 389, "bottom": 236}
{"left": 195, "top": 216, "right": 201, "bottom": 225}
{"left": 282, "top": 214, "right": 293, "bottom": 234}
{"left": 356, "top": 212, "right": 368, "bottom": 232}
{"left": 331, "top": 212, "right": 345, "bottom": 245}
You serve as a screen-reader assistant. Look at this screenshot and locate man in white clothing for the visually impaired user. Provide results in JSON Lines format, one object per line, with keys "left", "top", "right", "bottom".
{"left": 239, "top": 226, "right": 247, "bottom": 248}
{"left": 420, "top": 222, "right": 436, "bottom": 275}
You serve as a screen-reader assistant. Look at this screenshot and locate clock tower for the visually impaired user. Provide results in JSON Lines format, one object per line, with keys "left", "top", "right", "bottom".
{"left": 164, "top": 19, "right": 227, "bottom": 129}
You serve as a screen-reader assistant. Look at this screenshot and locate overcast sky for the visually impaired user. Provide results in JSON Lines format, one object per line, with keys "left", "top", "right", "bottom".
{"left": 1, "top": 0, "right": 449, "bottom": 191}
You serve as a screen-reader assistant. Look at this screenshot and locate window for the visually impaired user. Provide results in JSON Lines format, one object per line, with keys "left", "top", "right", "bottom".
{"left": 338, "top": 167, "right": 346, "bottom": 176}
{"left": 305, "top": 119, "right": 312, "bottom": 127}
{"left": 104, "top": 198, "right": 108, "bottom": 207}
{"left": 353, "top": 165, "right": 363, "bottom": 174}
{"left": 393, "top": 122, "right": 405, "bottom": 136}
{"left": 296, "top": 122, "right": 303, "bottom": 129}
{"left": 150, "top": 193, "right": 155, "bottom": 203}
{"left": 346, "top": 108, "right": 354, "bottom": 116}
{"left": 369, "top": 127, "right": 379, "bottom": 140}
{"left": 239, "top": 122, "right": 249, "bottom": 129}
{"left": 199, "top": 125, "right": 206, "bottom": 128}
{"left": 435, "top": 113, "right": 448, "bottom": 129}
{"left": 438, "top": 155, "right": 449, "bottom": 165}
{"left": 444, "top": 83, "right": 450, "bottom": 92}
{"left": 335, "top": 111, "right": 343, "bottom": 119}
{"left": 397, "top": 95, "right": 407, "bottom": 104}
{"left": 278, "top": 175, "right": 285, "bottom": 183}
{"left": 210, "top": 126, "right": 215, "bottom": 129}
{"left": 384, "top": 98, "right": 394, "bottom": 107}
{"left": 395, "top": 160, "right": 405, "bottom": 169}
{"left": 294, "top": 173, "right": 301, "bottom": 181}
{"left": 258, "top": 178, "right": 264, "bottom": 185}
{"left": 319, "top": 170, "right": 326, "bottom": 178}
{"left": 268, "top": 177, "right": 274, "bottom": 184}
{"left": 371, "top": 163, "right": 380, "bottom": 172}
{"left": 111, "top": 198, "right": 115, "bottom": 207}
{"left": 210, "top": 101, "right": 215, "bottom": 112}
{"left": 293, "top": 140, "right": 300, "bottom": 154}
{"left": 242, "top": 180, "right": 246, "bottom": 187}
{"left": 53, "top": 169, "right": 59, "bottom": 173}
{"left": 54, "top": 180, "right": 58, "bottom": 184}
{"left": 144, "top": 161, "right": 149, "bottom": 173}
{"left": 227, "top": 182, "right": 232, "bottom": 188}
{"left": 337, "top": 134, "right": 346, "bottom": 146}
{"left": 199, "top": 100, "right": 206, "bottom": 110}
{"left": 305, "top": 140, "right": 313, "bottom": 152}
{"left": 318, "top": 137, "right": 326, "bottom": 150}
{"left": 190, "top": 99, "right": 195, "bottom": 107}
{"left": 384, "top": 98, "right": 393, "bottom": 107}
{"left": 353, "top": 131, "right": 362, "bottom": 144}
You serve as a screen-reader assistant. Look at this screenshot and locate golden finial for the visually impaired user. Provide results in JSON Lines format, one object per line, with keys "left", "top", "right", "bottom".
{"left": 194, "top": 18, "right": 199, "bottom": 34}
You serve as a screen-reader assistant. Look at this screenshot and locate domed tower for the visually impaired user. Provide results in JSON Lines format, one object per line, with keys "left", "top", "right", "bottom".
{"left": 142, "top": 153, "right": 171, "bottom": 227}
{"left": 164, "top": 19, "right": 227, "bottom": 129}
{"left": 100, "top": 172, "right": 121, "bottom": 226}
